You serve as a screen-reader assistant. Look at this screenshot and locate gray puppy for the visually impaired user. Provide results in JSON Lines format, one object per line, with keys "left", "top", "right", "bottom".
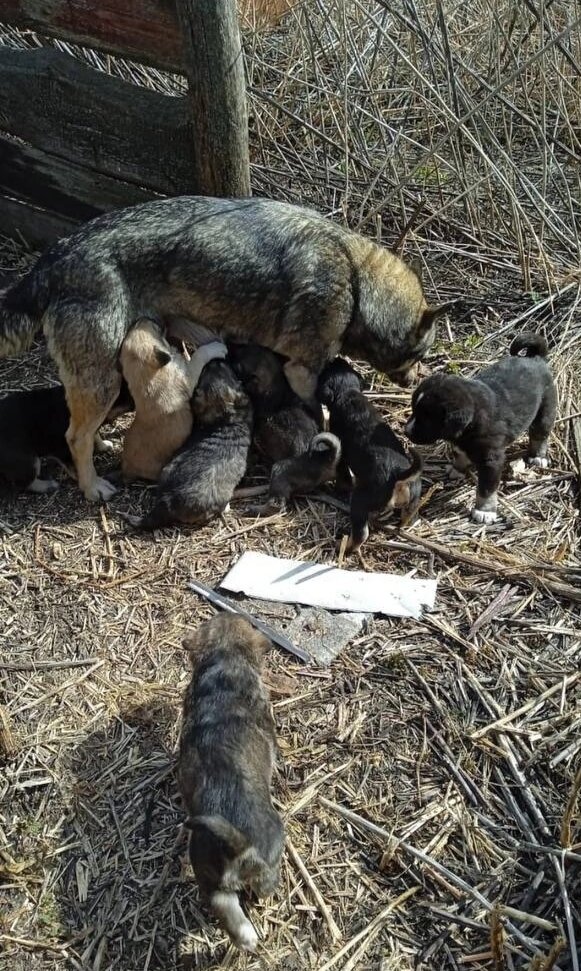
{"left": 179, "top": 614, "right": 285, "bottom": 952}
{"left": 134, "top": 358, "right": 252, "bottom": 530}
{"left": 405, "top": 334, "right": 557, "bottom": 523}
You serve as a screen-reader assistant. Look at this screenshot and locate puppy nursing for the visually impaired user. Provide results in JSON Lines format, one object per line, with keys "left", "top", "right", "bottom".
{"left": 318, "top": 358, "right": 423, "bottom": 551}
{"left": 120, "top": 317, "right": 227, "bottom": 482}
{"left": 405, "top": 334, "right": 557, "bottom": 524}
{"left": 229, "top": 343, "right": 341, "bottom": 514}
{"left": 179, "top": 615, "right": 284, "bottom": 952}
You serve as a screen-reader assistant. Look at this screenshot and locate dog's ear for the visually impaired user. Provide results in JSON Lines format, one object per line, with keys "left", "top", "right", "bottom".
{"left": 409, "top": 257, "right": 423, "bottom": 283}
{"left": 418, "top": 298, "right": 464, "bottom": 336}
{"left": 154, "top": 347, "right": 172, "bottom": 368}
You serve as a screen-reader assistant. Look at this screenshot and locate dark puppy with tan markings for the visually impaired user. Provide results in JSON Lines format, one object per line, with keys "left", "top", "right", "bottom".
{"left": 133, "top": 358, "right": 252, "bottom": 530}
{"left": 179, "top": 614, "right": 285, "bottom": 952}
{"left": 318, "top": 358, "right": 423, "bottom": 551}
{"left": 0, "top": 196, "right": 456, "bottom": 503}
{"left": 405, "top": 333, "right": 557, "bottom": 524}
{"left": 229, "top": 343, "right": 341, "bottom": 514}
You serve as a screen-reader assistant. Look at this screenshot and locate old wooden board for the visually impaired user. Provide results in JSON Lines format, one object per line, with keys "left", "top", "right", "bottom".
{"left": 0, "top": 135, "right": 157, "bottom": 226}
{"left": 0, "top": 46, "right": 197, "bottom": 196}
{"left": 0, "top": 193, "right": 78, "bottom": 248}
{"left": 0, "top": 0, "right": 184, "bottom": 73}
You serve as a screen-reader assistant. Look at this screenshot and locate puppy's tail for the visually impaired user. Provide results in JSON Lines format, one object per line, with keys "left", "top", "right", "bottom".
{"left": 510, "top": 333, "right": 549, "bottom": 358}
{"left": 0, "top": 263, "right": 50, "bottom": 358}
{"left": 308, "top": 431, "right": 342, "bottom": 464}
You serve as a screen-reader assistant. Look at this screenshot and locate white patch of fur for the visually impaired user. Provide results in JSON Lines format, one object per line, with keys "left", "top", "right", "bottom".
{"left": 27, "top": 477, "right": 59, "bottom": 494}
{"left": 527, "top": 456, "right": 549, "bottom": 469}
{"left": 471, "top": 507, "right": 498, "bottom": 525}
{"left": 211, "top": 891, "right": 258, "bottom": 952}
{"left": 415, "top": 392, "right": 424, "bottom": 405}
{"left": 406, "top": 418, "right": 415, "bottom": 435}
{"left": 86, "top": 476, "right": 117, "bottom": 501}
{"left": 94, "top": 434, "right": 115, "bottom": 454}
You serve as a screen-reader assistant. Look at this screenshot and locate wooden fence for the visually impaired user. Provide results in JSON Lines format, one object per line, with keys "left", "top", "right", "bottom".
{"left": 0, "top": 0, "right": 250, "bottom": 247}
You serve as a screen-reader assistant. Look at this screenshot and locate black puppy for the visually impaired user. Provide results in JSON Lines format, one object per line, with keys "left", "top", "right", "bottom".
{"left": 179, "top": 615, "right": 285, "bottom": 952}
{"left": 229, "top": 343, "right": 340, "bottom": 513}
{"left": 317, "top": 358, "right": 423, "bottom": 551}
{"left": 0, "top": 382, "right": 132, "bottom": 494}
{"left": 134, "top": 359, "right": 253, "bottom": 529}
{"left": 404, "top": 333, "right": 557, "bottom": 524}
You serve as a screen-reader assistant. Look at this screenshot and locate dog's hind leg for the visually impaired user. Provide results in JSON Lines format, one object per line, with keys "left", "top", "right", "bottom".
{"left": 527, "top": 387, "right": 557, "bottom": 469}
{"left": 27, "top": 458, "right": 59, "bottom": 494}
{"left": 65, "top": 378, "right": 121, "bottom": 501}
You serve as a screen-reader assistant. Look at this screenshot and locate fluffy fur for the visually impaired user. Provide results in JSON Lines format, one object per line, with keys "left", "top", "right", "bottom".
{"left": 0, "top": 382, "right": 132, "bottom": 494}
{"left": 0, "top": 196, "right": 454, "bottom": 501}
{"left": 317, "top": 358, "right": 423, "bottom": 550}
{"left": 178, "top": 614, "right": 285, "bottom": 952}
{"left": 134, "top": 358, "right": 253, "bottom": 530}
{"left": 405, "top": 333, "right": 557, "bottom": 524}
{"left": 120, "top": 317, "right": 226, "bottom": 482}
{"left": 229, "top": 343, "right": 340, "bottom": 513}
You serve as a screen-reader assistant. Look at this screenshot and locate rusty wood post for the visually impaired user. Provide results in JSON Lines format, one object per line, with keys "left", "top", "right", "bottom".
{"left": 176, "top": 0, "right": 251, "bottom": 198}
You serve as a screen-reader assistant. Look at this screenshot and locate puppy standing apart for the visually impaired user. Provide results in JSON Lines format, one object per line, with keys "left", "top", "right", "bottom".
{"left": 133, "top": 358, "right": 253, "bottom": 529}
{"left": 405, "top": 333, "right": 557, "bottom": 523}
{"left": 179, "top": 615, "right": 285, "bottom": 952}
{"left": 317, "top": 358, "right": 423, "bottom": 551}
{"left": 0, "top": 382, "right": 133, "bottom": 494}
{"left": 228, "top": 343, "right": 341, "bottom": 513}
{"left": 120, "top": 317, "right": 226, "bottom": 482}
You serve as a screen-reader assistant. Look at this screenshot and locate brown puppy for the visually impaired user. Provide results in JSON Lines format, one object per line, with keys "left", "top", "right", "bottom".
{"left": 120, "top": 317, "right": 226, "bottom": 481}
{"left": 179, "top": 615, "right": 284, "bottom": 952}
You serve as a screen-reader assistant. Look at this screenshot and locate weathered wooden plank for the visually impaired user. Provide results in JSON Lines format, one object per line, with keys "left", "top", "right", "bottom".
{"left": 0, "top": 0, "right": 184, "bottom": 73}
{"left": 0, "top": 46, "right": 198, "bottom": 195}
{"left": 0, "top": 135, "right": 157, "bottom": 223}
{"left": 0, "top": 193, "right": 77, "bottom": 248}
{"left": 176, "top": 0, "right": 250, "bottom": 197}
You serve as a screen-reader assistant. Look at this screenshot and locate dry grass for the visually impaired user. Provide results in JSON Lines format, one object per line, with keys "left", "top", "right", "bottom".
{"left": 1, "top": 2, "right": 581, "bottom": 970}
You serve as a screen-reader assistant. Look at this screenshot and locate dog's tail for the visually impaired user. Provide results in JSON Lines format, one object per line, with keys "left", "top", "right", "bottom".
{"left": 0, "top": 263, "right": 50, "bottom": 357}
{"left": 510, "top": 333, "right": 548, "bottom": 358}
{"left": 308, "top": 431, "right": 342, "bottom": 463}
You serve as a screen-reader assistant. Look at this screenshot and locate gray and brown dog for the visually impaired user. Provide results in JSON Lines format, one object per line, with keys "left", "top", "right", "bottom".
{"left": 178, "top": 614, "right": 285, "bottom": 952}
{"left": 0, "top": 196, "right": 456, "bottom": 501}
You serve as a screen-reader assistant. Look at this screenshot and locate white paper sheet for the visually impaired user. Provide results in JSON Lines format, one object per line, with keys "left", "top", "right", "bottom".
{"left": 220, "top": 551, "right": 437, "bottom": 619}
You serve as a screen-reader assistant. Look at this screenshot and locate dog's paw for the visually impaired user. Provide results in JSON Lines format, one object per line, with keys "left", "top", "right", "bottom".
{"left": 471, "top": 507, "right": 497, "bottom": 525}
{"left": 235, "top": 919, "right": 258, "bottom": 953}
{"left": 95, "top": 436, "right": 115, "bottom": 454}
{"left": 28, "top": 477, "right": 60, "bottom": 495}
{"left": 85, "top": 476, "right": 117, "bottom": 502}
{"left": 527, "top": 456, "right": 549, "bottom": 469}
{"left": 446, "top": 464, "right": 465, "bottom": 481}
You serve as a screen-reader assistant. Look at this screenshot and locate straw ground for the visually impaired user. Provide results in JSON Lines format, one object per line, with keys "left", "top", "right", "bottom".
{"left": 1, "top": 2, "right": 580, "bottom": 969}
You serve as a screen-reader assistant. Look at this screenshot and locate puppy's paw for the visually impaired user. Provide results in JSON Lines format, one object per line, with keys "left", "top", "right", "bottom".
{"left": 471, "top": 507, "right": 497, "bottom": 525}
{"left": 85, "top": 476, "right": 117, "bottom": 502}
{"left": 527, "top": 456, "right": 549, "bottom": 469}
{"left": 446, "top": 464, "right": 465, "bottom": 481}
{"left": 28, "top": 477, "right": 59, "bottom": 495}
{"left": 95, "top": 436, "right": 115, "bottom": 454}
{"left": 235, "top": 919, "right": 258, "bottom": 953}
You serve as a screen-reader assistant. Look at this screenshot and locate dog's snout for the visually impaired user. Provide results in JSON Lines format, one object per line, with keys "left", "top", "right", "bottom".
{"left": 404, "top": 419, "right": 415, "bottom": 439}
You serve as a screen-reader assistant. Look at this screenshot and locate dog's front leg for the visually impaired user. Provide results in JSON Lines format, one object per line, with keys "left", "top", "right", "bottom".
{"left": 283, "top": 362, "right": 319, "bottom": 413}
{"left": 471, "top": 453, "right": 504, "bottom": 524}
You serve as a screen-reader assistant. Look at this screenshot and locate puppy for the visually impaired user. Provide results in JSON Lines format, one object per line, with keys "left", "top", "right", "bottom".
{"left": 229, "top": 343, "right": 339, "bottom": 513}
{"left": 120, "top": 317, "right": 226, "bottom": 482}
{"left": 0, "top": 382, "right": 133, "bottom": 494}
{"left": 404, "top": 333, "right": 557, "bottom": 524}
{"left": 318, "top": 358, "right": 423, "bottom": 551}
{"left": 179, "top": 614, "right": 285, "bottom": 952}
{"left": 0, "top": 196, "right": 456, "bottom": 502}
{"left": 133, "top": 358, "right": 253, "bottom": 529}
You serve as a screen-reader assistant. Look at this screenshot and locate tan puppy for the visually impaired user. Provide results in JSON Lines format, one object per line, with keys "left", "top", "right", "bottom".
{"left": 120, "top": 317, "right": 226, "bottom": 481}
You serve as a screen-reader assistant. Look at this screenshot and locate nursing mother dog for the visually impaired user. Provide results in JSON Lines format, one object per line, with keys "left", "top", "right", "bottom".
{"left": 0, "top": 196, "right": 456, "bottom": 501}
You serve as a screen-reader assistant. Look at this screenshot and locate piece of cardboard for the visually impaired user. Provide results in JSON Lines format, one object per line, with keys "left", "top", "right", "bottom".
{"left": 220, "top": 551, "right": 437, "bottom": 619}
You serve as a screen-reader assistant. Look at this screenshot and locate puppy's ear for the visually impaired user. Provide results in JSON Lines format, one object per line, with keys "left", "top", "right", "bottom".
{"left": 409, "top": 257, "right": 423, "bottom": 282}
{"left": 154, "top": 347, "right": 172, "bottom": 368}
{"left": 443, "top": 405, "right": 473, "bottom": 438}
{"left": 418, "top": 299, "right": 464, "bottom": 336}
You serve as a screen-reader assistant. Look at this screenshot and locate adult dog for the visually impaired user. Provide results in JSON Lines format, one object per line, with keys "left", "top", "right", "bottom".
{"left": 0, "top": 196, "right": 454, "bottom": 500}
